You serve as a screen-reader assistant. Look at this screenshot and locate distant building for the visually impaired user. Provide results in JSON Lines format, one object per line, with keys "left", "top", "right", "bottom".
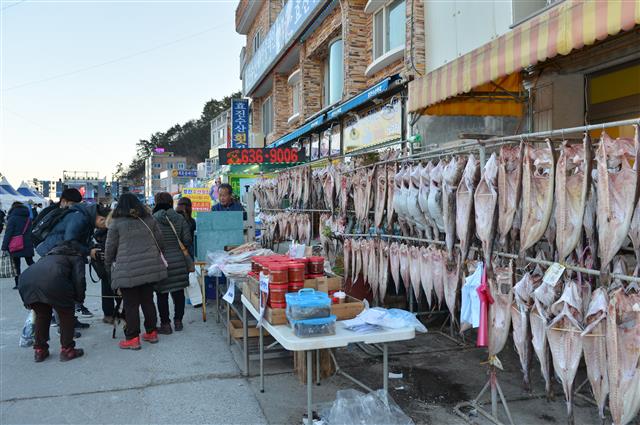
{"left": 62, "top": 171, "right": 107, "bottom": 202}
{"left": 209, "top": 108, "right": 231, "bottom": 173}
{"left": 144, "top": 151, "right": 187, "bottom": 201}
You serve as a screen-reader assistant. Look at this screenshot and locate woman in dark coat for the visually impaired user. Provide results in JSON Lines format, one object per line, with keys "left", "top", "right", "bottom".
{"left": 2, "top": 202, "right": 34, "bottom": 289}
{"left": 19, "top": 241, "right": 86, "bottom": 362}
{"left": 153, "top": 192, "right": 192, "bottom": 334}
{"left": 176, "top": 197, "right": 196, "bottom": 257}
{"left": 105, "top": 194, "right": 168, "bottom": 350}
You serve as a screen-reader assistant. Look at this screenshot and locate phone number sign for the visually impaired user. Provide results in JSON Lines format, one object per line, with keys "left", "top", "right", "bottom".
{"left": 219, "top": 147, "right": 307, "bottom": 165}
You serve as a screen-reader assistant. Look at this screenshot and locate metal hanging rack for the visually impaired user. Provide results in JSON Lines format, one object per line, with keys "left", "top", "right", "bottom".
{"left": 338, "top": 232, "right": 640, "bottom": 284}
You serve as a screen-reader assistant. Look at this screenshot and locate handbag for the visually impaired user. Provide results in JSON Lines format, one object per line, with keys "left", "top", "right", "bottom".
{"left": 137, "top": 218, "right": 168, "bottom": 268}
{"left": 166, "top": 218, "right": 196, "bottom": 273}
{"left": 8, "top": 218, "right": 30, "bottom": 253}
{"left": 0, "top": 251, "right": 16, "bottom": 279}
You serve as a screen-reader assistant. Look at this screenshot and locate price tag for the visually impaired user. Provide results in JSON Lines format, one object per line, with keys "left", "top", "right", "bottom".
{"left": 543, "top": 262, "right": 565, "bottom": 286}
{"left": 222, "top": 282, "right": 235, "bottom": 304}
{"left": 257, "top": 272, "right": 269, "bottom": 328}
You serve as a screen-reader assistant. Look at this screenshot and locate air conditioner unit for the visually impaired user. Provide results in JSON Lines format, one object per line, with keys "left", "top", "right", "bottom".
{"left": 250, "top": 132, "right": 265, "bottom": 148}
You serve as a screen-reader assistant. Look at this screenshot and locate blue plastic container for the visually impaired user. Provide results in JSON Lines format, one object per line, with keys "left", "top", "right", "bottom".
{"left": 289, "top": 315, "right": 337, "bottom": 337}
{"left": 285, "top": 288, "right": 332, "bottom": 321}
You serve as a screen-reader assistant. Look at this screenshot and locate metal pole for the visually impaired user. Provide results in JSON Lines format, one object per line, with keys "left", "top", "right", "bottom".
{"left": 259, "top": 324, "right": 264, "bottom": 393}
{"left": 216, "top": 276, "right": 220, "bottom": 324}
{"left": 316, "top": 349, "right": 321, "bottom": 385}
{"left": 307, "top": 350, "right": 313, "bottom": 424}
{"left": 226, "top": 296, "right": 231, "bottom": 346}
{"left": 490, "top": 367, "right": 498, "bottom": 419}
{"left": 383, "top": 344, "right": 389, "bottom": 394}
{"left": 242, "top": 303, "right": 249, "bottom": 377}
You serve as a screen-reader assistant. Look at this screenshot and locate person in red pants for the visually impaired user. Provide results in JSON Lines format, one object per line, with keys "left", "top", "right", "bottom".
{"left": 18, "top": 241, "right": 87, "bottom": 362}
{"left": 104, "top": 194, "right": 168, "bottom": 350}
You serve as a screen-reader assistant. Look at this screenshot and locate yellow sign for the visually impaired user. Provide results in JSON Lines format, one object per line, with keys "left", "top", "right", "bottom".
{"left": 181, "top": 188, "right": 211, "bottom": 212}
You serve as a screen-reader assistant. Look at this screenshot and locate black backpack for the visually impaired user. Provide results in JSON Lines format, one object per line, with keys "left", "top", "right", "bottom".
{"left": 31, "top": 207, "right": 73, "bottom": 246}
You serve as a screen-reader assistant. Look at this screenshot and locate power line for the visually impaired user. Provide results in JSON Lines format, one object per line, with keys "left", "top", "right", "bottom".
{"left": 1, "top": 0, "right": 27, "bottom": 11}
{"left": 2, "top": 21, "right": 231, "bottom": 92}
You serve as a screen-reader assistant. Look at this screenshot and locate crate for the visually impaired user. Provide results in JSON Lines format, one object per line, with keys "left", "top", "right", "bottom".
{"left": 228, "top": 319, "right": 270, "bottom": 339}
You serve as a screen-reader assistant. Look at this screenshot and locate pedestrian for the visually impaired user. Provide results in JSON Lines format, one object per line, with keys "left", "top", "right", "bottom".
{"left": 33, "top": 188, "right": 82, "bottom": 229}
{"left": 105, "top": 193, "right": 167, "bottom": 350}
{"left": 35, "top": 201, "right": 110, "bottom": 318}
{"left": 18, "top": 241, "right": 86, "bottom": 362}
{"left": 0, "top": 204, "right": 6, "bottom": 234}
{"left": 91, "top": 227, "right": 116, "bottom": 324}
{"left": 1, "top": 202, "right": 34, "bottom": 289}
{"left": 153, "top": 192, "right": 192, "bottom": 334}
{"left": 176, "top": 197, "right": 196, "bottom": 257}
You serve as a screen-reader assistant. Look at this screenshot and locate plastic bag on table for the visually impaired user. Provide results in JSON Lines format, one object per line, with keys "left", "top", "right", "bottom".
{"left": 322, "top": 389, "right": 414, "bottom": 425}
{"left": 206, "top": 250, "right": 228, "bottom": 277}
{"left": 19, "top": 310, "right": 35, "bottom": 348}
{"left": 289, "top": 241, "right": 306, "bottom": 258}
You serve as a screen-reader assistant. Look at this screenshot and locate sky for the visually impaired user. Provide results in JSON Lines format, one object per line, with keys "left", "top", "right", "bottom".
{"left": 0, "top": 0, "right": 243, "bottom": 187}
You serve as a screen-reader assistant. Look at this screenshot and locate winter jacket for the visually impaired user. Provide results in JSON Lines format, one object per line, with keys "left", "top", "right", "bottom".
{"left": 36, "top": 203, "right": 96, "bottom": 257}
{"left": 19, "top": 242, "right": 86, "bottom": 309}
{"left": 152, "top": 208, "right": 192, "bottom": 294}
{"left": 105, "top": 215, "right": 168, "bottom": 290}
{"left": 1, "top": 204, "right": 34, "bottom": 258}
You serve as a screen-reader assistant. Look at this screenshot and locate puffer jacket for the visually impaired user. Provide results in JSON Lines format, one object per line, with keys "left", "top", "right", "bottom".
{"left": 152, "top": 208, "right": 192, "bottom": 294}
{"left": 19, "top": 242, "right": 86, "bottom": 309}
{"left": 36, "top": 203, "right": 96, "bottom": 257}
{"left": 1, "top": 204, "right": 34, "bottom": 258}
{"left": 105, "top": 215, "right": 168, "bottom": 290}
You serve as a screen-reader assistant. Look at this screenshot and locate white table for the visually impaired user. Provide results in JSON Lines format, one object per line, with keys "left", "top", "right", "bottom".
{"left": 240, "top": 295, "right": 416, "bottom": 422}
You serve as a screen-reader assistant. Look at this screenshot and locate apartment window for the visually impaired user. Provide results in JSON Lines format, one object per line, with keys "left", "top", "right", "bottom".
{"left": 168, "top": 163, "right": 174, "bottom": 169}
{"left": 262, "top": 96, "right": 273, "bottom": 135}
{"left": 373, "top": 0, "right": 405, "bottom": 59}
{"left": 324, "top": 39, "right": 344, "bottom": 107}
{"left": 153, "top": 162, "right": 161, "bottom": 169}
{"left": 177, "top": 163, "right": 185, "bottom": 169}
{"left": 253, "top": 29, "right": 262, "bottom": 54}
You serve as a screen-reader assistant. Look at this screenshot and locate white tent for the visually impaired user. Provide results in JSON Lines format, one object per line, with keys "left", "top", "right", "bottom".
{"left": 17, "top": 181, "right": 46, "bottom": 204}
{"left": 0, "top": 177, "right": 29, "bottom": 207}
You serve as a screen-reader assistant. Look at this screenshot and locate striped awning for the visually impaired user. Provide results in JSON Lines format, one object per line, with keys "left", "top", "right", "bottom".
{"left": 408, "top": 0, "right": 640, "bottom": 113}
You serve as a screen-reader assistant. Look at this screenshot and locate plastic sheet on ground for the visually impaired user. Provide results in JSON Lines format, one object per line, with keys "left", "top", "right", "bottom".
{"left": 321, "top": 389, "right": 414, "bottom": 425}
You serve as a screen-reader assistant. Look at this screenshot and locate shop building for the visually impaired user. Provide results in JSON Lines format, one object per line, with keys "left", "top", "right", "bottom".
{"left": 209, "top": 108, "right": 231, "bottom": 171}
{"left": 408, "top": 0, "right": 640, "bottom": 142}
{"left": 236, "top": 0, "right": 425, "bottom": 156}
{"left": 144, "top": 151, "right": 187, "bottom": 201}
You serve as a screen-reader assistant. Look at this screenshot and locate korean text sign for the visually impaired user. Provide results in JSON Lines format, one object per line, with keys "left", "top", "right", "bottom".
{"left": 181, "top": 188, "right": 212, "bottom": 212}
{"left": 231, "top": 99, "right": 249, "bottom": 148}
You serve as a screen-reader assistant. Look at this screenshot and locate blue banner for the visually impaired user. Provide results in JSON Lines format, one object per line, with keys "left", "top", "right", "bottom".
{"left": 231, "top": 99, "right": 249, "bottom": 148}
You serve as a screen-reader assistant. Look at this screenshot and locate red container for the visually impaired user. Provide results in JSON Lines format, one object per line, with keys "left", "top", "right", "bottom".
{"left": 251, "top": 259, "right": 262, "bottom": 273}
{"left": 288, "top": 282, "right": 304, "bottom": 293}
{"left": 288, "top": 262, "right": 305, "bottom": 283}
{"left": 301, "top": 257, "right": 311, "bottom": 275}
{"left": 306, "top": 273, "right": 325, "bottom": 279}
{"left": 268, "top": 301, "right": 287, "bottom": 309}
{"left": 267, "top": 263, "right": 288, "bottom": 284}
{"left": 268, "top": 283, "right": 289, "bottom": 306}
{"left": 309, "top": 256, "right": 325, "bottom": 275}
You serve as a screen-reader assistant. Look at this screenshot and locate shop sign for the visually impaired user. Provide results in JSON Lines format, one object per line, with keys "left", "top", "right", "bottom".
{"left": 231, "top": 99, "right": 249, "bottom": 148}
{"left": 243, "top": 0, "right": 323, "bottom": 94}
{"left": 172, "top": 169, "right": 198, "bottom": 178}
{"left": 342, "top": 98, "right": 402, "bottom": 153}
{"left": 219, "top": 147, "right": 307, "bottom": 165}
{"left": 327, "top": 77, "right": 392, "bottom": 120}
{"left": 181, "top": 187, "right": 211, "bottom": 212}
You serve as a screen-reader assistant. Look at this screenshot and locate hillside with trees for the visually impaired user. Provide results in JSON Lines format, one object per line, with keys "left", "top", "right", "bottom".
{"left": 119, "top": 91, "right": 241, "bottom": 181}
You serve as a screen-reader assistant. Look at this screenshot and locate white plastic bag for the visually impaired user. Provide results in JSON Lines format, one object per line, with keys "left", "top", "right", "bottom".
{"left": 323, "top": 389, "right": 414, "bottom": 425}
{"left": 289, "top": 241, "right": 306, "bottom": 258}
{"left": 19, "top": 310, "right": 35, "bottom": 348}
{"left": 186, "top": 270, "right": 203, "bottom": 307}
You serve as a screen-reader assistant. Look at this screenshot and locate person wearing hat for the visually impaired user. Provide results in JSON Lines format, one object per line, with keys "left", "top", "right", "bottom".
{"left": 33, "top": 188, "right": 83, "bottom": 229}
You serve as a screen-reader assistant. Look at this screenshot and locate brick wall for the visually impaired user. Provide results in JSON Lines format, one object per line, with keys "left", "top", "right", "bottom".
{"left": 342, "top": 0, "right": 369, "bottom": 97}
{"left": 271, "top": 73, "right": 289, "bottom": 141}
{"left": 245, "top": 1, "right": 270, "bottom": 61}
{"left": 250, "top": 97, "right": 262, "bottom": 147}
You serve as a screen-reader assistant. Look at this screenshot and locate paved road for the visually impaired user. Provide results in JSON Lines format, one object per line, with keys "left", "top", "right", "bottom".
{"left": 0, "top": 267, "right": 267, "bottom": 425}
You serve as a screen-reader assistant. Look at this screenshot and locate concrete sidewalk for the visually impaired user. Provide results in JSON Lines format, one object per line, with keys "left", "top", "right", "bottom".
{"left": 0, "top": 273, "right": 266, "bottom": 425}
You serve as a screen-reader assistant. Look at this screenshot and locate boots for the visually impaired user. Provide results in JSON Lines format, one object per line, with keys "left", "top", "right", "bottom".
{"left": 142, "top": 330, "right": 159, "bottom": 343}
{"left": 60, "top": 347, "right": 84, "bottom": 362}
{"left": 174, "top": 320, "right": 183, "bottom": 331}
{"left": 34, "top": 348, "right": 50, "bottom": 362}
{"left": 158, "top": 323, "right": 172, "bottom": 335}
{"left": 119, "top": 337, "right": 141, "bottom": 350}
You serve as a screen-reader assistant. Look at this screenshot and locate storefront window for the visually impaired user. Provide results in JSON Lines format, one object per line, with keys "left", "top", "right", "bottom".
{"left": 324, "top": 39, "right": 344, "bottom": 106}
{"left": 310, "top": 133, "right": 320, "bottom": 160}
{"left": 320, "top": 131, "right": 330, "bottom": 158}
{"left": 330, "top": 125, "right": 341, "bottom": 156}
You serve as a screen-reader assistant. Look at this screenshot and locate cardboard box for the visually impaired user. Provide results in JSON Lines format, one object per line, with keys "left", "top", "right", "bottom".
{"left": 228, "top": 319, "right": 270, "bottom": 339}
{"left": 317, "top": 276, "right": 342, "bottom": 294}
{"left": 303, "top": 278, "right": 318, "bottom": 290}
{"left": 331, "top": 296, "right": 365, "bottom": 320}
